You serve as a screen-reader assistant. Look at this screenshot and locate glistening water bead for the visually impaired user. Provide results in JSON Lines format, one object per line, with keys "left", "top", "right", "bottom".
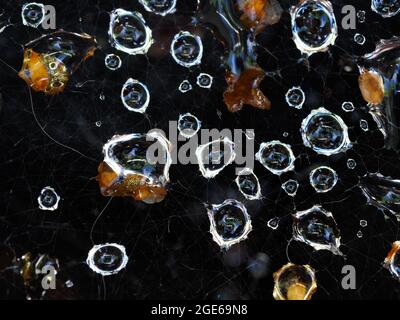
{"left": 290, "top": 0, "right": 338, "bottom": 56}
{"left": 86, "top": 243, "right": 128, "bottom": 276}
{"left": 196, "top": 73, "right": 213, "bottom": 89}
{"left": 235, "top": 168, "right": 262, "bottom": 200}
{"left": 21, "top": 2, "right": 45, "bottom": 28}
{"left": 206, "top": 199, "right": 252, "bottom": 250}
{"left": 37, "top": 186, "right": 60, "bottom": 211}
{"left": 286, "top": 86, "right": 305, "bottom": 109}
{"left": 282, "top": 179, "right": 299, "bottom": 197}
{"left": 121, "top": 78, "right": 150, "bottom": 113}
{"left": 256, "top": 141, "right": 295, "bottom": 175}
{"left": 177, "top": 113, "right": 201, "bottom": 138}
{"left": 301, "top": 107, "right": 352, "bottom": 156}
{"left": 170, "top": 31, "right": 203, "bottom": 68}
{"left": 105, "top": 54, "right": 122, "bottom": 71}
{"left": 108, "top": 9, "right": 153, "bottom": 55}
{"left": 309, "top": 166, "right": 338, "bottom": 193}
{"left": 139, "top": 0, "right": 176, "bottom": 16}
{"left": 371, "top": 0, "right": 400, "bottom": 18}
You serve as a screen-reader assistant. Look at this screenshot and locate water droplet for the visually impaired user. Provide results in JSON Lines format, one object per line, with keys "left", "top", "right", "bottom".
{"left": 170, "top": 31, "right": 203, "bottom": 68}
{"left": 292, "top": 205, "right": 342, "bottom": 255}
{"left": 105, "top": 54, "right": 122, "bottom": 70}
{"left": 354, "top": 33, "right": 366, "bottom": 45}
{"left": 108, "top": 9, "right": 153, "bottom": 55}
{"left": 256, "top": 141, "right": 296, "bottom": 175}
{"left": 267, "top": 217, "right": 280, "bottom": 230}
{"left": 357, "top": 230, "right": 363, "bottom": 238}
{"left": 273, "top": 263, "right": 317, "bottom": 300}
{"left": 371, "top": 0, "right": 400, "bottom": 18}
{"left": 196, "top": 73, "right": 213, "bottom": 89}
{"left": 285, "top": 86, "right": 305, "bottom": 109}
{"left": 342, "top": 101, "right": 355, "bottom": 112}
{"left": 282, "top": 179, "right": 299, "bottom": 197}
{"left": 139, "top": 0, "right": 176, "bottom": 16}
{"left": 178, "top": 113, "right": 201, "bottom": 138}
{"left": 309, "top": 166, "right": 338, "bottom": 193}
{"left": 95, "top": 121, "right": 102, "bottom": 127}
{"left": 235, "top": 168, "right": 262, "bottom": 200}
{"left": 178, "top": 80, "right": 192, "bottom": 93}
{"left": 196, "top": 137, "right": 236, "bottom": 179}
{"left": 206, "top": 199, "right": 252, "bottom": 250}
{"left": 99, "top": 132, "right": 172, "bottom": 204}
{"left": 360, "top": 119, "right": 369, "bottom": 131}
{"left": 21, "top": 2, "right": 45, "bottom": 28}
{"left": 347, "top": 158, "right": 357, "bottom": 169}
{"left": 358, "top": 173, "right": 400, "bottom": 219}
{"left": 38, "top": 186, "right": 60, "bottom": 211}
{"left": 121, "top": 78, "right": 150, "bottom": 113}
{"left": 360, "top": 219, "right": 368, "bottom": 227}
{"left": 86, "top": 243, "right": 128, "bottom": 276}
{"left": 301, "top": 107, "right": 352, "bottom": 156}
{"left": 290, "top": 0, "right": 338, "bottom": 56}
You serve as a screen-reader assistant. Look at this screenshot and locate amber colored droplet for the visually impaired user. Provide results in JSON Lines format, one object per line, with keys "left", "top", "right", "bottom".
{"left": 237, "top": 0, "right": 282, "bottom": 33}
{"left": 18, "top": 31, "right": 97, "bottom": 95}
{"left": 358, "top": 70, "right": 384, "bottom": 105}
{"left": 97, "top": 162, "right": 167, "bottom": 204}
{"left": 224, "top": 67, "right": 271, "bottom": 112}
{"left": 273, "top": 263, "right": 317, "bottom": 300}
{"left": 287, "top": 283, "right": 307, "bottom": 300}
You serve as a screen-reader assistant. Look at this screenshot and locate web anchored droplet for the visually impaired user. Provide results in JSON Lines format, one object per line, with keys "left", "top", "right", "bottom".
{"left": 205, "top": 199, "right": 252, "bottom": 250}
{"left": 86, "top": 243, "right": 128, "bottom": 276}
{"left": 290, "top": 0, "right": 338, "bottom": 56}
{"left": 301, "top": 107, "right": 352, "bottom": 156}
{"left": 235, "top": 168, "right": 262, "bottom": 200}
{"left": 292, "top": 205, "right": 342, "bottom": 255}
{"left": 256, "top": 141, "right": 295, "bottom": 175}
{"left": 108, "top": 9, "right": 153, "bottom": 55}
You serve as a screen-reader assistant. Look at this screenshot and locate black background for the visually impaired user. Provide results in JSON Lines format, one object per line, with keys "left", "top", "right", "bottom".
{"left": 0, "top": 0, "right": 399, "bottom": 300}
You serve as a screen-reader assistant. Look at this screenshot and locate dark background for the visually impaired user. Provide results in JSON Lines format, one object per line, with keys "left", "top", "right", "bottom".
{"left": 0, "top": 0, "right": 399, "bottom": 299}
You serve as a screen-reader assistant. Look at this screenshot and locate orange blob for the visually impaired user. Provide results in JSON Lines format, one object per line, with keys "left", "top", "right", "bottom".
{"left": 358, "top": 69, "right": 384, "bottom": 105}
{"left": 224, "top": 67, "right": 271, "bottom": 112}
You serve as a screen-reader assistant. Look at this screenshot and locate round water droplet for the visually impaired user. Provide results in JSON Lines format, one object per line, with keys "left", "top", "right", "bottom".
{"left": 196, "top": 137, "right": 236, "bottom": 179}
{"left": 197, "top": 73, "right": 213, "bottom": 89}
{"left": 96, "top": 121, "right": 102, "bottom": 127}
{"left": 342, "top": 101, "right": 355, "bottom": 112}
{"left": 290, "top": 0, "right": 338, "bottom": 55}
{"left": 178, "top": 113, "right": 201, "bottom": 138}
{"left": 273, "top": 263, "right": 317, "bottom": 300}
{"left": 267, "top": 217, "right": 280, "bottom": 230}
{"left": 170, "top": 31, "right": 203, "bottom": 68}
{"left": 371, "top": 0, "right": 400, "bottom": 18}
{"left": 105, "top": 54, "right": 122, "bottom": 70}
{"left": 360, "top": 220, "right": 368, "bottom": 227}
{"left": 309, "top": 166, "right": 338, "bottom": 193}
{"left": 286, "top": 86, "right": 305, "bottom": 109}
{"left": 347, "top": 158, "right": 357, "bottom": 169}
{"left": 256, "top": 141, "right": 296, "bottom": 175}
{"left": 108, "top": 9, "right": 153, "bottom": 55}
{"left": 357, "top": 230, "right": 363, "bottom": 238}
{"left": 360, "top": 119, "right": 369, "bottom": 131}
{"left": 282, "top": 179, "right": 299, "bottom": 197}
{"left": 139, "top": 0, "right": 176, "bottom": 16}
{"left": 38, "top": 186, "right": 60, "bottom": 211}
{"left": 178, "top": 80, "right": 192, "bottom": 93}
{"left": 283, "top": 132, "right": 289, "bottom": 138}
{"left": 21, "top": 2, "right": 45, "bottom": 28}
{"left": 206, "top": 199, "right": 252, "bottom": 250}
{"left": 354, "top": 33, "right": 366, "bottom": 45}
{"left": 301, "top": 107, "right": 352, "bottom": 156}
{"left": 121, "top": 78, "right": 150, "bottom": 113}
{"left": 86, "top": 243, "right": 128, "bottom": 276}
